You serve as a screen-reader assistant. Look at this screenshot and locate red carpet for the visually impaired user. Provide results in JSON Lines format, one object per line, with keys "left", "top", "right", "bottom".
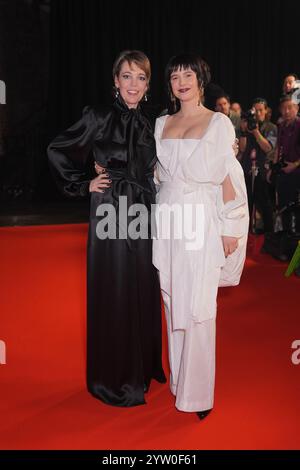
{"left": 0, "top": 224, "right": 299, "bottom": 450}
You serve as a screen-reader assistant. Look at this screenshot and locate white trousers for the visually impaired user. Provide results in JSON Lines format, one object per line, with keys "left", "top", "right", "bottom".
{"left": 162, "top": 290, "right": 216, "bottom": 412}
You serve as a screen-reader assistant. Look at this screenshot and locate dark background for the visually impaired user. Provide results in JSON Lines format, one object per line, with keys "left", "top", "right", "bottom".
{"left": 0, "top": 0, "right": 299, "bottom": 205}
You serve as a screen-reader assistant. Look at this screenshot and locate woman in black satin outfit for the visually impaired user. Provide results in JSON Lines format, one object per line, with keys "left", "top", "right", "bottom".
{"left": 47, "top": 50, "right": 166, "bottom": 407}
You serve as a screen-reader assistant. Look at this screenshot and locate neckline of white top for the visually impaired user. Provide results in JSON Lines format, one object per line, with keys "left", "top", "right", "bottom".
{"left": 160, "top": 111, "right": 220, "bottom": 141}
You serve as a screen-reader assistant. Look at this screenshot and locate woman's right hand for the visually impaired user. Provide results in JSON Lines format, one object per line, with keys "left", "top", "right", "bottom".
{"left": 89, "top": 172, "right": 112, "bottom": 193}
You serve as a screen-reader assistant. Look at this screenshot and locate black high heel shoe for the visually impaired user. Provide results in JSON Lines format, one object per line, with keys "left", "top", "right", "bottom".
{"left": 196, "top": 409, "right": 212, "bottom": 420}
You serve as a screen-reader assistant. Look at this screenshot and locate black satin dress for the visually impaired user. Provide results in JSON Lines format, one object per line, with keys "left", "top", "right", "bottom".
{"left": 47, "top": 97, "right": 166, "bottom": 407}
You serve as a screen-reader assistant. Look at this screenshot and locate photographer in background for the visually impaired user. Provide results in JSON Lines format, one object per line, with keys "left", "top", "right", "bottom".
{"left": 215, "top": 94, "right": 241, "bottom": 137}
{"left": 239, "top": 98, "right": 277, "bottom": 233}
{"left": 282, "top": 73, "right": 299, "bottom": 96}
{"left": 270, "top": 95, "right": 300, "bottom": 231}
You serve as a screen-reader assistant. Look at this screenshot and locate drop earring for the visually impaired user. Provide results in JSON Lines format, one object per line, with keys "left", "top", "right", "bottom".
{"left": 170, "top": 94, "right": 177, "bottom": 113}
{"left": 198, "top": 83, "right": 204, "bottom": 106}
{"left": 115, "top": 87, "right": 120, "bottom": 98}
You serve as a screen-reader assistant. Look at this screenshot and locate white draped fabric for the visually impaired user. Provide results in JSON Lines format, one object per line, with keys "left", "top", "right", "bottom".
{"left": 153, "top": 112, "right": 249, "bottom": 412}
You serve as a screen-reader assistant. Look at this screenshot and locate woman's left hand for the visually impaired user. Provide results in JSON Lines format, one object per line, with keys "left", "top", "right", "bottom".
{"left": 222, "top": 236, "right": 239, "bottom": 257}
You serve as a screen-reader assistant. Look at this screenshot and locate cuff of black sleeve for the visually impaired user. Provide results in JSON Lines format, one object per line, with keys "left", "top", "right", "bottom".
{"left": 79, "top": 181, "right": 90, "bottom": 197}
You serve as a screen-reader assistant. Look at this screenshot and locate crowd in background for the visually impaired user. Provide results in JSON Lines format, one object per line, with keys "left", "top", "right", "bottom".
{"left": 213, "top": 74, "right": 300, "bottom": 253}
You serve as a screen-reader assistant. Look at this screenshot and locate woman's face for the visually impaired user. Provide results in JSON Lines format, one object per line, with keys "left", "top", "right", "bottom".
{"left": 170, "top": 67, "right": 200, "bottom": 104}
{"left": 114, "top": 61, "right": 148, "bottom": 108}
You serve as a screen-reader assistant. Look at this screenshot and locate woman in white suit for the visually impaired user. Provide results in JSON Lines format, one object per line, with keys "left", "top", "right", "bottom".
{"left": 153, "top": 53, "right": 249, "bottom": 420}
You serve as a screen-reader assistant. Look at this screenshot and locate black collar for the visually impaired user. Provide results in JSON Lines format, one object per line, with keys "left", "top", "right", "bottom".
{"left": 113, "top": 95, "right": 141, "bottom": 115}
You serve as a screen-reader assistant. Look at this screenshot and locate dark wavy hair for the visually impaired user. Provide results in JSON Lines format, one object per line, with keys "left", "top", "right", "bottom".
{"left": 165, "top": 53, "right": 211, "bottom": 113}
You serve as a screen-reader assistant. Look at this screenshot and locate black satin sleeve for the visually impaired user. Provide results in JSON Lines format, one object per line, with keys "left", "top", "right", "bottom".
{"left": 47, "top": 106, "right": 99, "bottom": 198}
